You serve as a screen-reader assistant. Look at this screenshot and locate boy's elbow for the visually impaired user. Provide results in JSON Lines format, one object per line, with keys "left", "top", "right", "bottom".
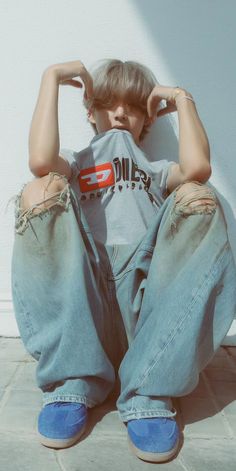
{"left": 190, "top": 164, "right": 212, "bottom": 183}
{"left": 29, "top": 158, "right": 53, "bottom": 177}
{"left": 201, "top": 164, "right": 212, "bottom": 182}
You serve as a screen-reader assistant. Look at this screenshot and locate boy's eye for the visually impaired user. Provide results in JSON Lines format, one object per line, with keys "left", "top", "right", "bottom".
{"left": 94, "top": 101, "right": 145, "bottom": 114}
{"left": 127, "top": 103, "right": 145, "bottom": 113}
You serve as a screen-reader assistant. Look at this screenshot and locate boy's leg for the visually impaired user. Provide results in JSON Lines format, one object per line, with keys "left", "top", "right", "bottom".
{"left": 11, "top": 172, "right": 116, "bottom": 408}
{"left": 111, "top": 181, "right": 236, "bottom": 421}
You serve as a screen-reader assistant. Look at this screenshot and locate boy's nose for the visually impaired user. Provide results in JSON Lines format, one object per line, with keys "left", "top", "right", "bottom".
{"left": 114, "top": 104, "right": 128, "bottom": 119}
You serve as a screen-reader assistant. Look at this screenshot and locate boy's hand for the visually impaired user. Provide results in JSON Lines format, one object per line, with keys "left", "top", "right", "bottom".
{"left": 45, "top": 60, "right": 93, "bottom": 100}
{"left": 147, "top": 85, "right": 187, "bottom": 121}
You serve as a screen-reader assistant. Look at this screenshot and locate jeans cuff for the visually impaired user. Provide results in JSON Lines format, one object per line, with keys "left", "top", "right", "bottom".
{"left": 118, "top": 407, "right": 177, "bottom": 422}
{"left": 42, "top": 394, "right": 96, "bottom": 408}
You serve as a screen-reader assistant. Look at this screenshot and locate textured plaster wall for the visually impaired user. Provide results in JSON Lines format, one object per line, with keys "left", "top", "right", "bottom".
{"left": 0, "top": 0, "right": 235, "bottom": 338}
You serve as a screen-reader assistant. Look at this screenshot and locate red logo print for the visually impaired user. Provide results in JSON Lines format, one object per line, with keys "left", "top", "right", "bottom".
{"left": 78, "top": 163, "right": 115, "bottom": 192}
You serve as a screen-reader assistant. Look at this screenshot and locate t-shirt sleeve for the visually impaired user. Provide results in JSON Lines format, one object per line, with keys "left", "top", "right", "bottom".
{"left": 149, "top": 159, "right": 176, "bottom": 201}
{"left": 59, "top": 147, "right": 79, "bottom": 181}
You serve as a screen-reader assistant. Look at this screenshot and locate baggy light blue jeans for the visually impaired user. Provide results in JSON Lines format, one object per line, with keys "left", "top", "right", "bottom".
{"left": 11, "top": 173, "right": 236, "bottom": 422}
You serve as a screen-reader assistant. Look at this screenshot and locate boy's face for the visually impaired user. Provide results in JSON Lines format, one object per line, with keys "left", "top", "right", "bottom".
{"left": 88, "top": 100, "right": 152, "bottom": 145}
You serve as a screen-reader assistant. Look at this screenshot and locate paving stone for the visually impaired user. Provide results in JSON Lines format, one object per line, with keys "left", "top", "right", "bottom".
{"left": 208, "top": 381, "right": 236, "bottom": 399}
{"left": 179, "top": 397, "right": 230, "bottom": 436}
{"left": 0, "top": 362, "right": 18, "bottom": 388}
{"left": 181, "top": 437, "right": 236, "bottom": 470}
{"left": 0, "top": 338, "right": 33, "bottom": 362}
{"left": 227, "top": 347, "right": 236, "bottom": 358}
{"left": 205, "top": 367, "right": 236, "bottom": 383}
{"left": 215, "top": 396, "right": 236, "bottom": 416}
{"left": 0, "top": 433, "right": 60, "bottom": 471}
{"left": 223, "top": 416, "right": 236, "bottom": 436}
{"left": 226, "top": 354, "right": 236, "bottom": 370}
{"left": 88, "top": 407, "right": 126, "bottom": 435}
{"left": 182, "top": 374, "right": 209, "bottom": 398}
{"left": 4, "top": 389, "right": 42, "bottom": 409}
{"left": 213, "top": 347, "right": 230, "bottom": 357}
{"left": 58, "top": 435, "right": 185, "bottom": 470}
{"left": 227, "top": 358, "right": 236, "bottom": 371}
{"left": 0, "top": 392, "right": 40, "bottom": 432}
{"left": 207, "top": 352, "right": 234, "bottom": 369}
{"left": 1, "top": 339, "right": 236, "bottom": 469}
{"left": 10, "top": 362, "right": 38, "bottom": 390}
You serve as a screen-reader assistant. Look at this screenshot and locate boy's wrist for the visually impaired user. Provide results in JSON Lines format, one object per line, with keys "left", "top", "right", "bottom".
{"left": 174, "top": 89, "right": 194, "bottom": 106}
{"left": 173, "top": 88, "right": 186, "bottom": 101}
{"left": 42, "top": 66, "right": 61, "bottom": 84}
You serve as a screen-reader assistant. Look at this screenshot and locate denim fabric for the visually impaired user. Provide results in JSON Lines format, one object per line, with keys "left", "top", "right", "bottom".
{"left": 11, "top": 175, "right": 236, "bottom": 422}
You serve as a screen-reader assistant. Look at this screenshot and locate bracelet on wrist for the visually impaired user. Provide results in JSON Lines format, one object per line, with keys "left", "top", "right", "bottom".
{"left": 175, "top": 95, "right": 195, "bottom": 106}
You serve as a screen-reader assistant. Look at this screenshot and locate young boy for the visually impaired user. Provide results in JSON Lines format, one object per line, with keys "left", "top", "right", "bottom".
{"left": 11, "top": 59, "right": 236, "bottom": 463}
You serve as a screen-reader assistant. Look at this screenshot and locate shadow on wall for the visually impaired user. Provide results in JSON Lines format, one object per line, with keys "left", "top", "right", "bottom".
{"left": 130, "top": 0, "right": 235, "bottom": 128}
{"left": 131, "top": 0, "right": 235, "bottom": 184}
{"left": 133, "top": 0, "right": 236, "bottom": 257}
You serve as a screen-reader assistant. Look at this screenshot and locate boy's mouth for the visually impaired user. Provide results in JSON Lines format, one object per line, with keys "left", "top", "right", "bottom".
{"left": 112, "top": 125, "right": 130, "bottom": 131}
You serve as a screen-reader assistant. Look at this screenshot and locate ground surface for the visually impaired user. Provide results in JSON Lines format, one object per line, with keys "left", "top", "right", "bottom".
{"left": 1, "top": 338, "right": 236, "bottom": 470}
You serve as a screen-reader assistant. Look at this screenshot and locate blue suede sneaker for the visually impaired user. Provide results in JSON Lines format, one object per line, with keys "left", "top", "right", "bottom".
{"left": 127, "top": 417, "right": 180, "bottom": 462}
{"left": 38, "top": 402, "right": 87, "bottom": 449}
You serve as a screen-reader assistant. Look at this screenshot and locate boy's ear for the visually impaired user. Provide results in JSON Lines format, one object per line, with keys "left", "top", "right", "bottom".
{"left": 87, "top": 108, "right": 96, "bottom": 124}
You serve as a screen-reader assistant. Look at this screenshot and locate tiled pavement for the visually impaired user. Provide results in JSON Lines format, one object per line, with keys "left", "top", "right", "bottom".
{"left": 1, "top": 338, "right": 236, "bottom": 470}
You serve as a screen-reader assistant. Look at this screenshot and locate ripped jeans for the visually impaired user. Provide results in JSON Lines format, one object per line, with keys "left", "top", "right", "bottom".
{"left": 10, "top": 174, "right": 236, "bottom": 422}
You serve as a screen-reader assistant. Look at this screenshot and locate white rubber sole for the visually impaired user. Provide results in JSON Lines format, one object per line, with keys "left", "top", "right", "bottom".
{"left": 127, "top": 434, "right": 180, "bottom": 463}
{"left": 37, "top": 423, "right": 86, "bottom": 449}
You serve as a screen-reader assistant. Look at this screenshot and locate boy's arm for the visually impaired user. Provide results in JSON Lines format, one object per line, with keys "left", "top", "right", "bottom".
{"left": 166, "top": 90, "right": 211, "bottom": 193}
{"left": 147, "top": 86, "right": 212, "bottom": 194}
{"left": 28, "top": 61, "right": 93, "bottom": 179}
{"left": 28, "top": 68, "right": 71, "bottom": 178}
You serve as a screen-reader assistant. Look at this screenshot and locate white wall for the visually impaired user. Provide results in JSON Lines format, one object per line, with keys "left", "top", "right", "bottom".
{"left": 0, "top": 0, "right": 236, "bottom": 342}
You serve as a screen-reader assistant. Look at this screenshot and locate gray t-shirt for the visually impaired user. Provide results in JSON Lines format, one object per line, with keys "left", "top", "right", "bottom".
{"left": 60, "top": 129, "right": 175, "bottom": 245}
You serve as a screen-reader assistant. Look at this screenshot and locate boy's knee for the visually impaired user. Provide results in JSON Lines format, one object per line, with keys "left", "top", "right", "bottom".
{"left": 173, "top": 181, "right": 218, "bottom": 216}
{"left": 20, "top": 172, "right": 69, "bottom": 213}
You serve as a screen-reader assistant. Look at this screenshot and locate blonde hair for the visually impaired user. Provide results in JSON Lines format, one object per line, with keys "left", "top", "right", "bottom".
{"left": 84, "top": 59, "right": 158, "bottom": 141}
